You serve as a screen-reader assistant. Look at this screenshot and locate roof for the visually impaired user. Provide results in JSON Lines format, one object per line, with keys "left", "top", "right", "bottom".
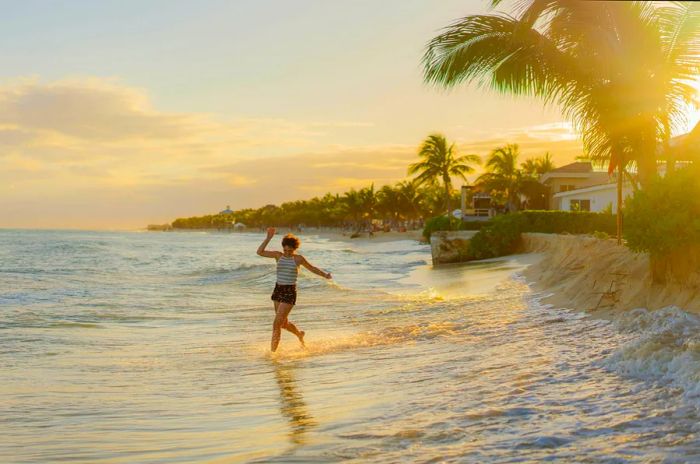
{"left": 540, "top": 163, "right": 609, "bottom": 184}
{"left": 550, "top": 162, "right": 593, "bottom": 173}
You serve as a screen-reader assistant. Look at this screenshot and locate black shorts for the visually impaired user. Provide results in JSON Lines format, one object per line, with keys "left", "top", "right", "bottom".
{"left": 271, "top": 284, "right": 297, "bottom": 305}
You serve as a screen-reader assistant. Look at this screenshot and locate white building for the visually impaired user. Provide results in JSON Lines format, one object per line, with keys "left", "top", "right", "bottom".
{"left": 539, "top": 162, "right": 611, "bottom": 210}
{"left": 552, "top": 182, "right": 632, "bottom": 213}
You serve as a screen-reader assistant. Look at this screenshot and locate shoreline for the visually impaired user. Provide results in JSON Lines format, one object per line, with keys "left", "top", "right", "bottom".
{"left": 307, "top": 229, "right": 424, "bottom": 244}
{"left": 149, "top": 227, "right": 427, "bottom": 243}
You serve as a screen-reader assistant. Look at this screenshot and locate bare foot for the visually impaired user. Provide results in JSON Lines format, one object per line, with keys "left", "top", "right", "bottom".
{"left": 298, "top": 331, "right": 306, "bottom": 348}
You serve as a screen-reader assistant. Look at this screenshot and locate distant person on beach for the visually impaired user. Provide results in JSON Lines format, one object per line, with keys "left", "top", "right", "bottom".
{"left": 257, "top": 227, "right": 332, "bottom": 352}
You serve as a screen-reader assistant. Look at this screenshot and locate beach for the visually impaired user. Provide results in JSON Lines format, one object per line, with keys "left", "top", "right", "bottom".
{"left": 521, "top": 233, "right": 700, "bottom": 316}
{"left": 3, "top": 229, "right": 700, "bottom": 462}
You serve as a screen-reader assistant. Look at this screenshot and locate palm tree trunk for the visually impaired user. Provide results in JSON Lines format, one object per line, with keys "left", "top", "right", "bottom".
{"left": 443, "top": 176, "right": 451, "bottom": 215}
{"left": 617, "top": 164, "right": 623, "bottom": 245}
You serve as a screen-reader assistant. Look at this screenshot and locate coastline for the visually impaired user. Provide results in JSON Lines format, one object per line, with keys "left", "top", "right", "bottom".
{"left": 308, "top": 229, "right": 424, "bottom": 244}
{"left": 521, "top": 233, "right": 700, "bottom": 316}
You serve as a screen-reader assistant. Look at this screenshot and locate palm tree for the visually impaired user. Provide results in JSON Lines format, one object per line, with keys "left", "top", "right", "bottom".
{"left": 408, "top": 133, "right": 481, "bottom": 214}
{"left": 423, "top": 1, "right": 700, "bottom": 243}
{"left": 377, "top": 185, "right": 403, "bottom": 227}
{"left": 519, "top": 153, "right": 555, "bottom": 210}
{"left": 343, "top": 189, "right": 364, "bottom": 231}
{"left": 521, "top": 152, "right": 555, "bottom": 177}
{"left": 343, "top": 185, "right": 376, "bottom": 232}
{"left": 476, "top": 144, "right": 524, "bottom": 211}
{"left": 395, "top": 180, "right": 425, "bottom": 221}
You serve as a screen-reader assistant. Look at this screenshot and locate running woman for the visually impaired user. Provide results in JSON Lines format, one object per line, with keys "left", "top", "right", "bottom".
{"left": 257, "top": 227, "right": 332, "bottom": 352}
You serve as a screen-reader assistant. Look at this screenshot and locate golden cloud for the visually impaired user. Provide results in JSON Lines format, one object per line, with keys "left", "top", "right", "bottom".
{"left": 0, "top": 78, "right": 587, "bottom": 228}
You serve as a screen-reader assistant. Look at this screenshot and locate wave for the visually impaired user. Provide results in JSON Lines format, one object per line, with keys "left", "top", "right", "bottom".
{"left": 602, "top": 306, "right": 700, "bottom": 400}
{"left": 185, "top": 263, "right": 271, "bottom": 276}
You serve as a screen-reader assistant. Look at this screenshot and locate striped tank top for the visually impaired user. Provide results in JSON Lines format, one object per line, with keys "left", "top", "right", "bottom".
{"left": 276, "top": 255, "right": 298, "bottom": 285}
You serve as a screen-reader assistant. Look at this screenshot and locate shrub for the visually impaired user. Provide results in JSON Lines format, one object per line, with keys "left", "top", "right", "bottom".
{"left": 422, "top": 215, "right": 486, "bottom": 240}
{"left": 467, "top": 210, "right": 617, "bottom": 260}
{"left": 625, "top": 166, "right": 700, "bottom": 258}
{"left": 467, "top": 213, "right": 526, "bottom": 260}
{"left": 424, "top": 210, "right": 617, "bottom": 258}
{"left": 518, "top": 210, "right": 616, "bottom": 235}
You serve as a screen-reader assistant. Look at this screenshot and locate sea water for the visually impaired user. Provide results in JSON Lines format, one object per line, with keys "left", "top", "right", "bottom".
{"left": 2, "top": 229, "right": 700, "bottom": 463}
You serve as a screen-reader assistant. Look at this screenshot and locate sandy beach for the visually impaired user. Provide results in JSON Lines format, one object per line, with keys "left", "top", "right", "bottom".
{"left": 521, "top": 233, "right": 700, "bottom": 316}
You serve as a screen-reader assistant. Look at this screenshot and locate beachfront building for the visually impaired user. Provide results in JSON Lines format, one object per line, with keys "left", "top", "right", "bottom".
{"left": 540, "top": 162, "right": 633, "bottom": 213}
{"left": 551, "top": 182, "right": 633, "bottom": 213}
{"left": 460, "top": 186, "right": 493, "bottom": 218}
{"left": 220, "top": 205, "right": 234, "bottom": 215}
{"left": 539, "top": 162, "right": 612, "bottom": 211}
{"left": 538, "top": 123, "right": 700, "bottom": 213}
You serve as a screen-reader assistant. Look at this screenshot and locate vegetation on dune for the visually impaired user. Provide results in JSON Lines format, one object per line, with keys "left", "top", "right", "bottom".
{"left": 625, "top": 166, "right": 700, "bottom": 259}
{"left": 466, "top": 211, "right": 617, "bottom": 260}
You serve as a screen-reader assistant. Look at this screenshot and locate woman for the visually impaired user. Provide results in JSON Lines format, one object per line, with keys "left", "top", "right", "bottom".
{"left": 257, "top": 227, "right": 332, "bottom": 352}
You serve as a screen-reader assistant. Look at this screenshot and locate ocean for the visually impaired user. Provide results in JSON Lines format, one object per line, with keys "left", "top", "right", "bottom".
{"left": 2, "top": 229, "right": 700, "bottom": 463}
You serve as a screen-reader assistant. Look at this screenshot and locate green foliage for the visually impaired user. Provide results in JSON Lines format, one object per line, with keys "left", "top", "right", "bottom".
{"left": 409, "top": 133, "right": 480, "bottom": 213}
{"left": 422, "top": 215, "right": 486, "bottom": 240}
{"left": 169, "top": 180, "right": 446, "bottom": 230}
{"left": 467, "top": 214, "right": 526, "bottom": 260}
{"left": 465, "top": 211, "right": 617, "bottom": 260}
{"left": 625, "top": 167, "right": 700, "bottom": 257}
{"left": 475, "top": 144, "right": 553, "bottom": 210}
{"left": 517, "top": 211, "right": 617, "bottom": 235}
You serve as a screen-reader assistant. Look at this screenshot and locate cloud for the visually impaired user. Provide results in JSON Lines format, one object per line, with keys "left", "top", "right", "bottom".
{"left": 0, "top": 78, "right": 205, "bottom": 142}
{"left": 0, "top": 77, "right": 586, "bottom": 229}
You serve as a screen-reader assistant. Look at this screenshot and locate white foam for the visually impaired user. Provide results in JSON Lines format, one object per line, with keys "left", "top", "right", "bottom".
{"left": 603, "top": 306, "right": 700, "bottom": 401}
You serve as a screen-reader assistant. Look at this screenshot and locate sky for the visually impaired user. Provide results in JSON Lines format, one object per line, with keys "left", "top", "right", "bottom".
{"left": 1, "top": 0, "right": 697, "bottom": 229}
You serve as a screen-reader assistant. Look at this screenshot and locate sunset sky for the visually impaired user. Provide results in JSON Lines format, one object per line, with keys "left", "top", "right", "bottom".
{"left": 2, "top": 0, "right": 698, "bottom": 229}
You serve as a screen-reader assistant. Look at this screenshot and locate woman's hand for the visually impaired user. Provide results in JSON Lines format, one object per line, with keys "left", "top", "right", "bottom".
{"left": 325, "top": 272, "right": 332, "bottom": 280}
{"left": 266, "top": 227, "right": 276, "bottom": 239}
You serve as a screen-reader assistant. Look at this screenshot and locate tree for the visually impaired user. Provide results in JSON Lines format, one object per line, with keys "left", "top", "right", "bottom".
{"left": 408, "top": 133, "right": 481, "bottom": 214}
{"left": 519, "top": 153, "right": 555, "bottom": 209}
{"left": 377, "top": 184, "right": 403, "bottom": 227}
{"left": 395, "top": 180, "right": 425, "bottom": 221}
{"left": 476, "top": 144, "right": 524, "bottom": 211}
{"left": 343, "top": 189, "right": 364, "bottom": 230}
{"left": 521, "top": 152, "right": 555, "bottom": 177}
{"left": 423, "top": 1, "right": 700, "bottom": 242}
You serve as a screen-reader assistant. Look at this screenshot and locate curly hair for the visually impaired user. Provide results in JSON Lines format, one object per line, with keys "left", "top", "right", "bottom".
{"left": 281, "top": 234, "right": 300, "bottom": 250}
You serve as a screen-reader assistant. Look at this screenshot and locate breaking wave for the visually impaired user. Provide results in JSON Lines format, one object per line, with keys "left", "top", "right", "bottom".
{"left": 602, "top": 306, "right": 700, "bottom": 400}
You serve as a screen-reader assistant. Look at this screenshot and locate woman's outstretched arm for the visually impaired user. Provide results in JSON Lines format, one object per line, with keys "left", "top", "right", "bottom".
{"left": 299, "top": 256, "right": 332, "bottom": 279}
{"left": 257, "top": 227, "right": 281, "bottom": 259}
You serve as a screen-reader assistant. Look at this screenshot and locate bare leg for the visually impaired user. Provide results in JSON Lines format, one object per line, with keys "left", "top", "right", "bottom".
{"left": 284, "top": 320, "right": 305, "bottom": 347}
{"left": 273, "top": 300, "right": 305, "bottom": 346}
{"left": 271, "top": 302, "right": 293, "bottom": 352}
